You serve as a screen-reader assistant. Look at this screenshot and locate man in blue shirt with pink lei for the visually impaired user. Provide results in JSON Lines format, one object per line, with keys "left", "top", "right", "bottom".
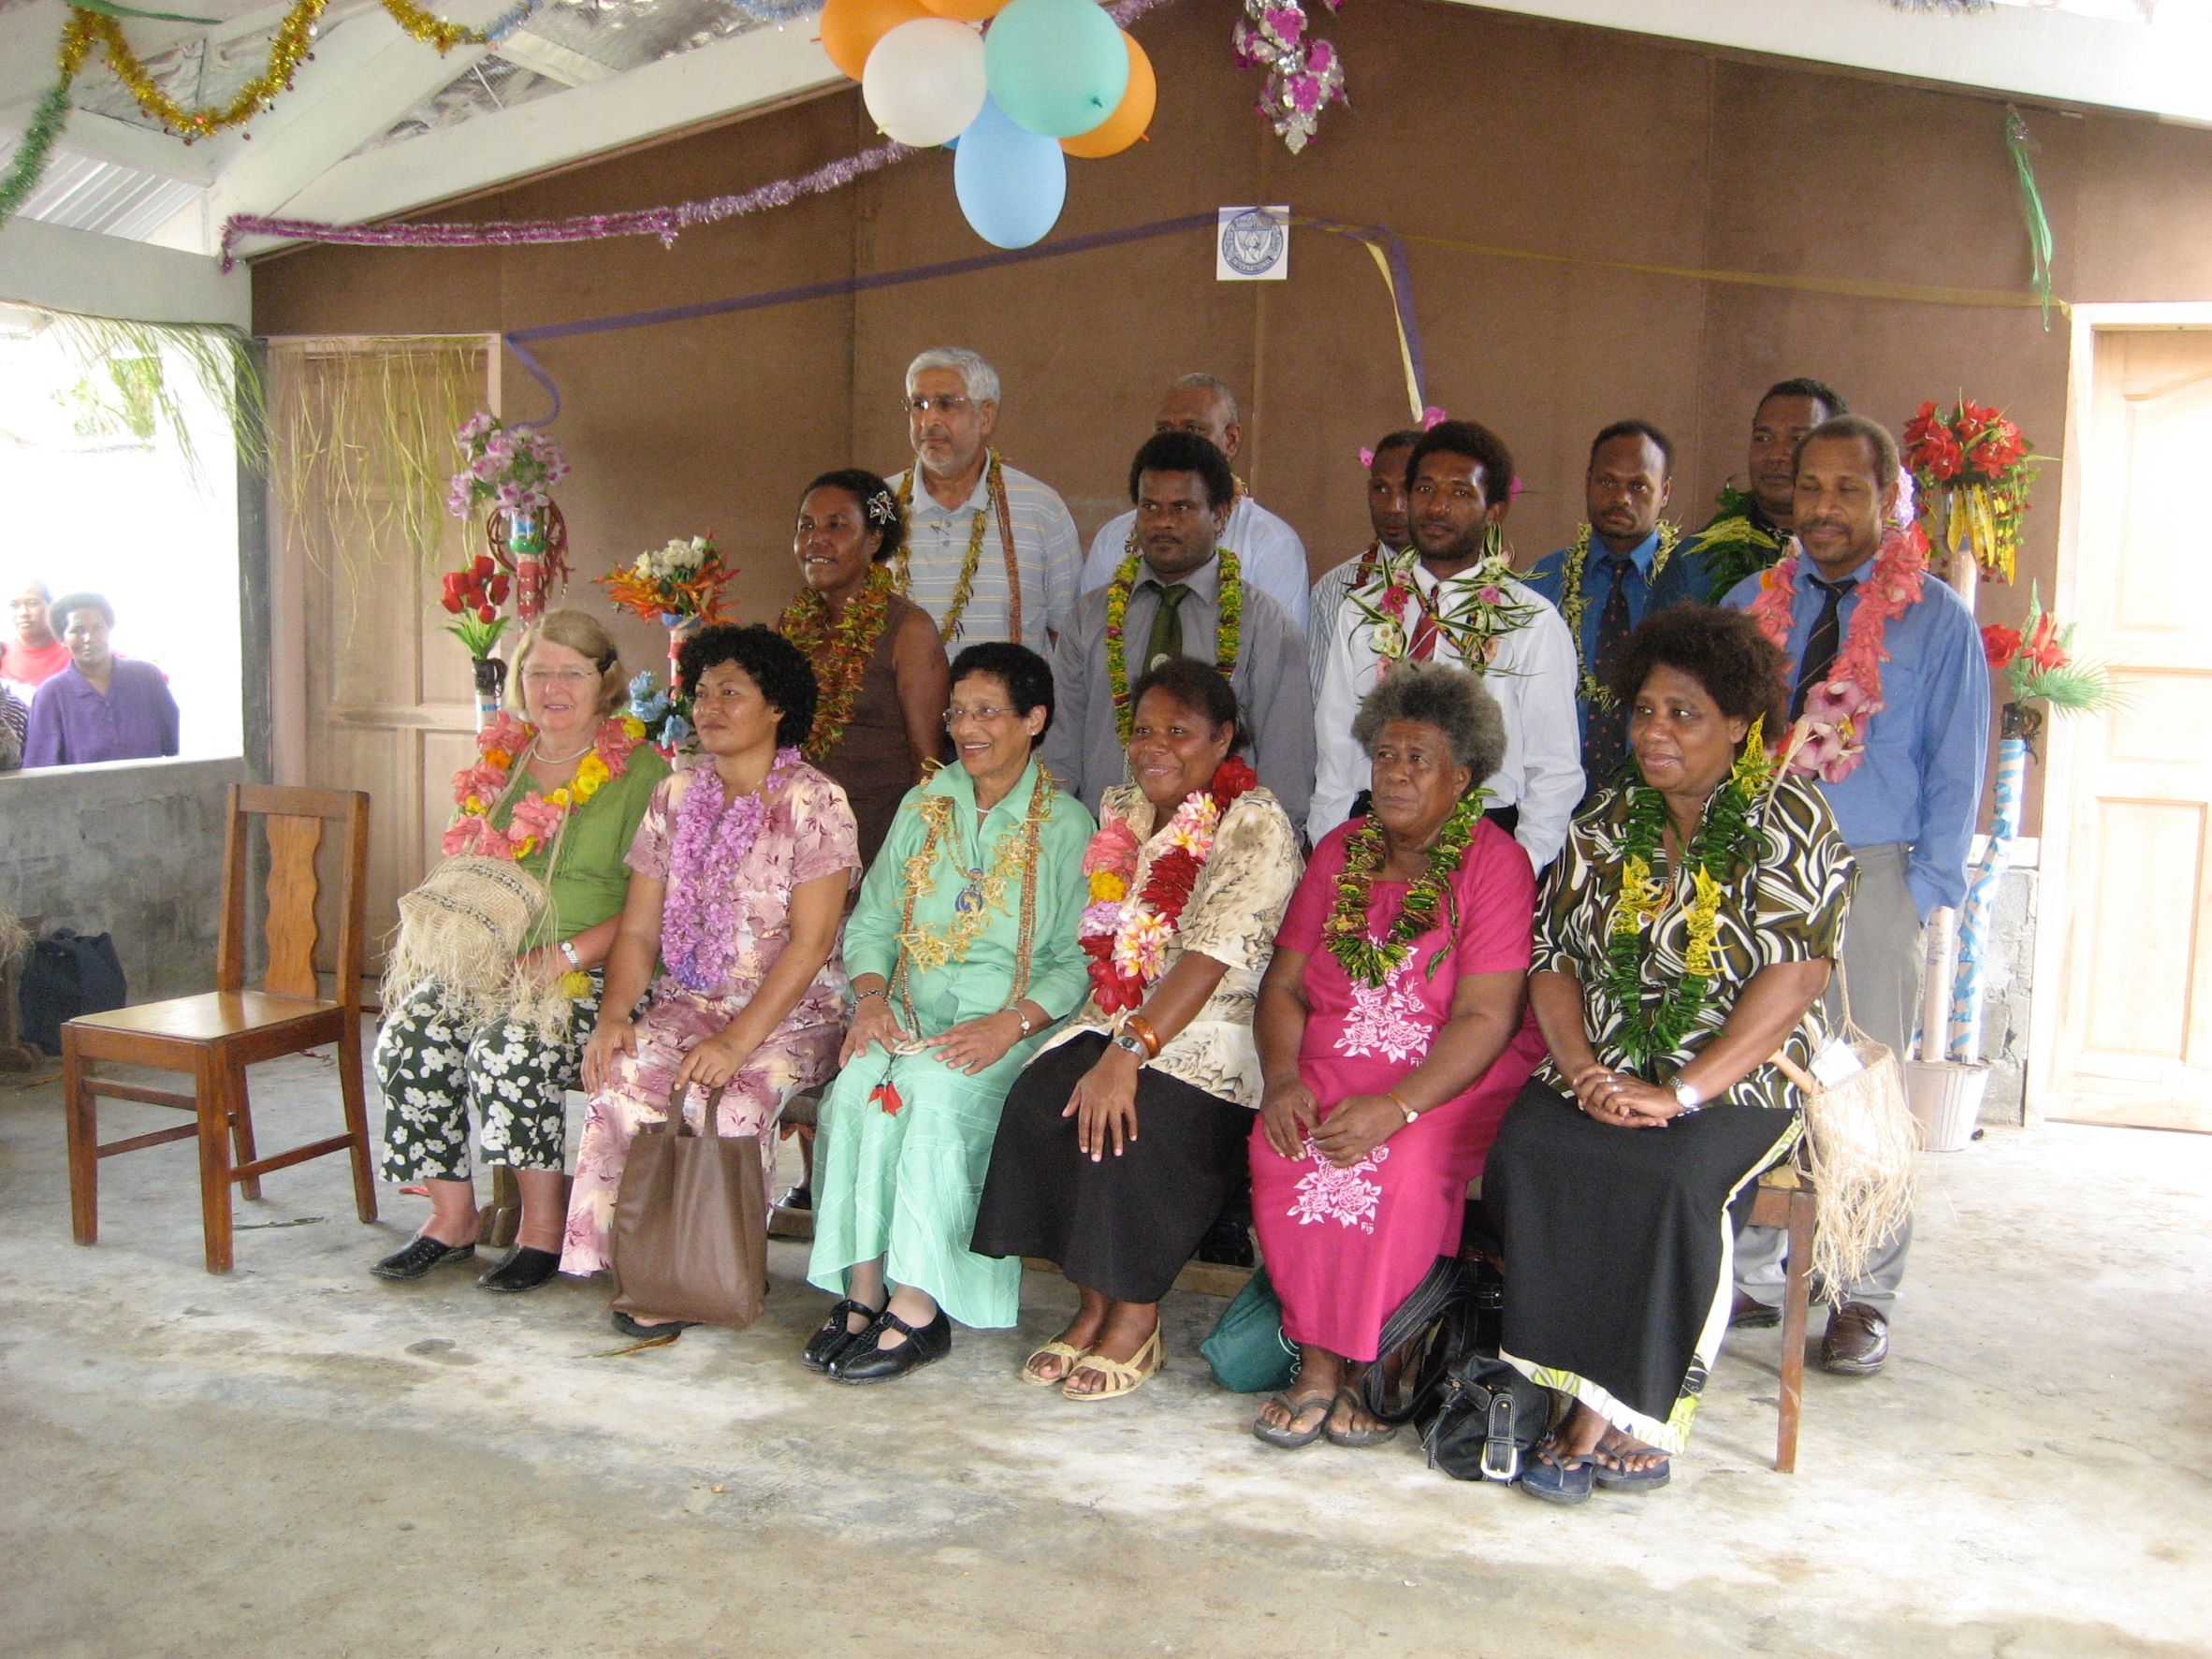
{"left": 1724, "top": 414, "right": 1988, "bottom": 1377}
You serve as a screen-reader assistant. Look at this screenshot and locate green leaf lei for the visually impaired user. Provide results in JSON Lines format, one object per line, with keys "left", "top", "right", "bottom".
{"left": 1555, "top": 520, "right": 1680, "bottom": 711}
{"left": 1600, "top": 733, "right": 1772, "bottom": 1067}
{"left": 1323, "top": 791, "right": 1488, "bottom": 988}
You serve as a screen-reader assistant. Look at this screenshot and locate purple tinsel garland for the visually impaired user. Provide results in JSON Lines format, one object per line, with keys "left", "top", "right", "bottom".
{"left": 662, "top": 747, "right": 800, "bottom": 994}
{"left": 219, "top": 0, "right": 1190, "bottom": 269}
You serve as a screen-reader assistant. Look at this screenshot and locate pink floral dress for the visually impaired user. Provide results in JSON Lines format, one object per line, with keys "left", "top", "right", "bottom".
{"left": 1249, "top": 815, "right": 1548, "bottom": 1362}
{"left": 560, "top": 764, "right": 858, "bottom": 1277}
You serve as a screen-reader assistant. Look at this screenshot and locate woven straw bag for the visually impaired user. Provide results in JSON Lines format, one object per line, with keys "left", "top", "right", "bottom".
{"left": 382, "top": 853, "right": 550, "bottom": 1032}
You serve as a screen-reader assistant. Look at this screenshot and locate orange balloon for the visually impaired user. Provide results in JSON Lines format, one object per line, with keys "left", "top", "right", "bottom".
{"left": 821, "top": 0, "right": 933, "bottom": 81}
{"left": 919, "top": 0, "right": 1010, "bottom": 19}
{"left": 1059, "top": 31, "right": 1155, "bottom": 159}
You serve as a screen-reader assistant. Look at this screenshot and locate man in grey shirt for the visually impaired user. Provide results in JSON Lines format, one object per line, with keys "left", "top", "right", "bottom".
{"left": 1046, "top": 430, "right": 1314, "bottom": 836}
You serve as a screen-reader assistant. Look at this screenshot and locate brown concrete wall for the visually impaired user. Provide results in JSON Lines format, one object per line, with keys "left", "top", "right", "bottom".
{"left": 252, "top": 0, "right": 2212, "bottom": 834}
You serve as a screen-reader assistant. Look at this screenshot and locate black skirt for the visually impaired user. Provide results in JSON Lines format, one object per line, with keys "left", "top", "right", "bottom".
{"left": 970, "top": 1032, "right": 1254, "bottom": 1304}
{"left": 1482, "top": 1079, "right": 1798, "bottom": 1451}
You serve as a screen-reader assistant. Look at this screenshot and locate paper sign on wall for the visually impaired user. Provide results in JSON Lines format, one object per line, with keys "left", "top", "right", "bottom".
{"left": 1216, "top": 206, "right": 1289, "bottom": 282}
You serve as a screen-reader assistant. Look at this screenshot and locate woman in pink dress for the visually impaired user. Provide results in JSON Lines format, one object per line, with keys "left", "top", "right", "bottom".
{"left": 1249, "top": 662, "right": 1546, "bottom": 1448}
{"left": 560, "top": 625, "right": 859, "bottom": 1336}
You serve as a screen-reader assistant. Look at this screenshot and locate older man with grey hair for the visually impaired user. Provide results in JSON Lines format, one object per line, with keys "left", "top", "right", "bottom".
{"left": 886, "top": 346, "right": 1083, "bottom": 651}
{"left": 1079, "top": 373, "right": 1312, "bottom": 630}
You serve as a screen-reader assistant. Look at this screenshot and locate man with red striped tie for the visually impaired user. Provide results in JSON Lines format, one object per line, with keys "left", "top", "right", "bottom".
{"left": 1308, "top": 418, "right": 1582, "bottom": 869}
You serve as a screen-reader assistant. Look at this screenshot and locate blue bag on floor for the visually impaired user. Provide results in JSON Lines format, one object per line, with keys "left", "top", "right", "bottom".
{"left": 1199, "top": 1262, "right": 1300, "bottom": 1394}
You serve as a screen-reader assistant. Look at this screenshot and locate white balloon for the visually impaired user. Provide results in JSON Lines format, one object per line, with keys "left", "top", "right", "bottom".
{"left": 863, "top": 19, "right": 988, "bottom": 149}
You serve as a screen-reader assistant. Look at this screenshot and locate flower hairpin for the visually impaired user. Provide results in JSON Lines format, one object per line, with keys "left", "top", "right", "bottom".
{"left": 866, "top": 490, "right": 898, "bottom": 527}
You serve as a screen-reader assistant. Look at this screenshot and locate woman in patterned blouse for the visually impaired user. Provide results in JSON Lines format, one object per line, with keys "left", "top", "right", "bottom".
{"left": 1248, "top": 662, "right": 1547, "bottom": 1448}
{"left": 1485, "top": 604, "right": 1855, "bottom": 1504}
{"left": 973, "top": 660, "right": 1302, "bottom": 1401}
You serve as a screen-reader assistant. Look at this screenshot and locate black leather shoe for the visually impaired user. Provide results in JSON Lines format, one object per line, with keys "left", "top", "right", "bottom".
{"left": 802, "top": 1299, "right": 881, "bottom": 1373}
{"left": 612, "top": 1309, "right": 697, "bottom": 1341}
{"left": 828, "top": 1307, "right": 952, "bottom": 1384}
{"left": 1730, "top": 1292, "right": 1781, "bottom": 1330}
{"left": 477, "top": 1245, "right": 562, "bottom": 1293}
{"left": 371, "top": 1235, "right": 476, "bottom": 1281}
{"left": 778, "top": 1184, "right": 813, "bottom": 1213}
{"left": 1820, "top": 1302, "right": 1889, "bottom": 1375}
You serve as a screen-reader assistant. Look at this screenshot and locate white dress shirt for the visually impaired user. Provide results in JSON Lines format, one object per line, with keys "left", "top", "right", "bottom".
{"left": 1080, "top": 494, "right": 1310, "bottom": 632}
{"left": 1309, "top": 557, "right": 1585, "bottom": 869}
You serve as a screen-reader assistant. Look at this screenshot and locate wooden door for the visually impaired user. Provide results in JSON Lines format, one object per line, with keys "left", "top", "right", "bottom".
{"left": 2048, "top": 327, "right": 2212, "bottom": 1131}
{"left": 270, "top": 339, "right": 492, "bottom": 980}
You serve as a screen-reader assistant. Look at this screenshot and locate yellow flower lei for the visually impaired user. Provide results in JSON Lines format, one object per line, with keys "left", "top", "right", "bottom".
{"left": 1556, "top": 521, "right": 1681, "bottom": 711}
{"left": 894, "top": 454, "right": 1007, "bottom": 645}
{"left": 893, "top": 764, "right": 1056, "bottom": 979}
{"left": 1102, "top": 548, "right": 1244, "bottom": 743}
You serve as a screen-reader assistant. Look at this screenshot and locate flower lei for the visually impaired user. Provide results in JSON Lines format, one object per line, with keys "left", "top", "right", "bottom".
{"left": 1747, "top": 524, "right": 1930, "bottom": 783}
{"left": 895, "top": 453, "right": 1011, "bottom": 645}
{"left": 1346, "top": 546, "right": 1538, "bottom": 677}
{"left": 1556, "top": 521, "right": 1681, "bottom": 710}
{"left": 779, "top": 562, "right": 895, "bottom": 763}
{"left": 1322, "top": 791, "right": 1488, "bottom": 988}
{"left": 1695, "top": 484, "right": 1787, "bottom": 597}
{"left": 443, "top": 710, "right": 647, "bottom": 862}
{"left": 1601, "top": 725, "right": 1774, "bottom": 1067}
{"left": 661, "top": 748, "right": 803, "bottom": 993}
{"left": 1079, "top": 757, "right": 1260, "bottom": 1013}
{"left": 895, "top": 763, "right": 1057, "bottom": 979}
{"left": 1102, "top": 549, "right": 1245, "bottom": 743}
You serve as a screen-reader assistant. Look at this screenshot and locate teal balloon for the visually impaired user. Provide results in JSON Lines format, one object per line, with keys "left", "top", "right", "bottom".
{"left": 982, "top": 0, "right": 1128, "bottom": 139}
{"left": 953, "top": 95, "right": 1067, "bottom": 249}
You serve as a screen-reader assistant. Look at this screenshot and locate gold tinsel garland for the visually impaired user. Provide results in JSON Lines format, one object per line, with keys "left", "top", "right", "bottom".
{"left": 60, "top": 0, "right": 481, "bottom": 144}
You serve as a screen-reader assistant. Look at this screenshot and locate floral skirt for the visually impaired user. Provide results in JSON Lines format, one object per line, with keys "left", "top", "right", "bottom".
{"left": 559, "top": 983, "right": 842, "bottom": 1277}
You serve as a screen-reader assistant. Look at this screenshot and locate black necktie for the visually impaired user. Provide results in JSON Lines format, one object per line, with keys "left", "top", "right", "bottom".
{"left": 1790, "top": 576, "right": 1858, "bottom": 720}
{"left": 1584, "top": 553, "right": 1635, "bottom": 780}
{"left": 1142, "top": 581, "right": 1189, "bottom": 673}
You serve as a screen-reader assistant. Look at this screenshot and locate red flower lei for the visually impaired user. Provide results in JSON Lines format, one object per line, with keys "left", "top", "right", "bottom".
{"left": 1747, "top": 524, "right": 1929, "bottom": 782}
{"left": 1080, "top": 757, "right": 1259, "bottom": 1013}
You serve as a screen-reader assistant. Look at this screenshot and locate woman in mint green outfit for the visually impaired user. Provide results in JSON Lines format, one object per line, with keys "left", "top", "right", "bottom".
{"left": 805, "top": 642, "right": 1093, "bottom": 1384}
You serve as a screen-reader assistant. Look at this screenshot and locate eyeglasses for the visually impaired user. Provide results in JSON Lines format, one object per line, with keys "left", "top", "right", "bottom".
{"left": 942, "top": 704, "right": 1018, "bottom": 728}
{"left": 906, "top": 395, "right": 972, "bottom": 416}
{"left": 522, "top": 668, "right": 595, "bottom": 687}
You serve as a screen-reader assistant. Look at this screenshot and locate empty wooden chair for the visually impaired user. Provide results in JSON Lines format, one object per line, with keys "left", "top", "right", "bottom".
{"left": 63, "top": 784, "right": 376, "bottom": 1273}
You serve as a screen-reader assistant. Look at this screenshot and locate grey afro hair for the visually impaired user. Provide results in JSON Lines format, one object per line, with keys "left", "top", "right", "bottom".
{"left": 1350, "top": 662, "right": 1507, "bottom": 789}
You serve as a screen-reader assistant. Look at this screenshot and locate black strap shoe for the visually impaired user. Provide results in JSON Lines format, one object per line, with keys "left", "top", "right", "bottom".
{"left": 828, "top": 1306, "right": 953, "bottom": 1385}
{"left": 802, "top": 1299, "right": 881, "bottom": 1372}
{"left": 371, "top": 1235, "right": 477, "bottom": 1282}
{"left": 612, "top": 1309, "right": 698, "bottom": 1341}
{"left": 477, "top": 1245, "right": 562, "bottom": 1293}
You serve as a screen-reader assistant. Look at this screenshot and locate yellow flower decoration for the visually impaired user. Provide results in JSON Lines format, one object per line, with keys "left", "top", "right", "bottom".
{"left": 574, "top": 753, "right": 612, "bottom": 795}
{"left": 513, "top": 836, "right": 539, "bottom": 859}
{"left": 1089, "top": 870, "right": 1128, "bottom": 903}
{"left": 547, "top": 787, "right": 572, "bottom": 808}
{"left": 1682, "top": 866, "right": 1724, "bottom": 979}
{"left": 619, "top": 716, "right": 648, "bottom": 741}
{"left": 1612, "top": 854, "right": 1661, "bottom": 938}
{"left": 558, "top": 969, "right": 592, "bottom": 999}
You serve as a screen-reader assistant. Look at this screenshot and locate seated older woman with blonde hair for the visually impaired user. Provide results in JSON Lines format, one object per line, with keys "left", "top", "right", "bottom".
{"left": 372, "top": 607, "right": 668, "bottom": 1291}
{"left": 1248, "top": 662, "right": 1546, "bottom": 1448}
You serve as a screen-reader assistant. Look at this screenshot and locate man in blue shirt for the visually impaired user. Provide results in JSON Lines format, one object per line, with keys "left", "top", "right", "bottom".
{"left": 1524, "top": 421, "right": 1715, "bottom": 788}
{"left": 1724, "top": 414, "right": 1989, "bottom": 1377}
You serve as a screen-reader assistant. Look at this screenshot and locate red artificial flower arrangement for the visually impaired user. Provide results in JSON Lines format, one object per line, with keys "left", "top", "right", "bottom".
{"left": 1903, "top": 397, "right": 2038, "bottom": 583}
{"left": 441, "top": 555, "right": 512, "bottom": 659}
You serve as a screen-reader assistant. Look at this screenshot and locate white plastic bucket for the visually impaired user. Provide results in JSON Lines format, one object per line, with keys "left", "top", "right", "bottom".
{"left": 1905, "top": 1059, "right": 1990, "bottom": 1153}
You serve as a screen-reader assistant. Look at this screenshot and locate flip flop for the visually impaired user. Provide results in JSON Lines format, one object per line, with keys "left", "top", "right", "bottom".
{"left": 1252, "top": 1387, "right": 1334, "bottom": 1448}
{"left": 1322, "top": 1386, "right": 1399, "bottom": 1448}
{"left": 1022, "top": 1339, "right": 1092, "bottom": 1388}
{"left": 1592, "top": 1439, "right": 1672, "bottom": 1492}
{"left": 1517, "top": 1448, "right": 1600, "bottom": 1506}
{"left": 1063, "top": 1329, "right": 1163, "bottom": 1402}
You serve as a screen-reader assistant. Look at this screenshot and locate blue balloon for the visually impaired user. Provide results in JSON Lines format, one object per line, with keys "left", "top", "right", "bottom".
{"left": 982, "top": 0, "right": 1128, "bottom": 139}
{"left": 953, "top": 95, "right": 1067, "bottom": 249}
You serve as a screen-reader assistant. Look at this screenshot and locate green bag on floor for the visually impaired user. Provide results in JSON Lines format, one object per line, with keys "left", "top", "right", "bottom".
{"left": 1200, "top": 1263, "right": 1299, "bottom": 1393}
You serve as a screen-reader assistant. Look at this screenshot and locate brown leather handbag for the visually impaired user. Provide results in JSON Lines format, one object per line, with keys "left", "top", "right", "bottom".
{"left": 608, "top": 1080, "right": 768, "bottom": 1331}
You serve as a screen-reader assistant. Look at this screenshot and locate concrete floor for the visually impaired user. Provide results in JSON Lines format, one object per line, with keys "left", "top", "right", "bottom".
{"left": 1, "top": 1041, "right": 2206, "bottom": 1659}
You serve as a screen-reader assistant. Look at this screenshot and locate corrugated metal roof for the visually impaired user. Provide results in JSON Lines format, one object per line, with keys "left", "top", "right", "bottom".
{"left": 12, "top": 146, "right": 203, "bottom": 242}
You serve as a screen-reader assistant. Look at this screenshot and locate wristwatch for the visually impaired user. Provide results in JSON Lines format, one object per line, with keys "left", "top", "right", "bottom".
{"left": 1111, "top": 1030, "right": 1148, "bottom": 1063}
{"left": 1670, "top": 1077, "right": 1705, "bottom": 1114}
{"left": 558, "top": 939, "right": 582, "bottom": 970}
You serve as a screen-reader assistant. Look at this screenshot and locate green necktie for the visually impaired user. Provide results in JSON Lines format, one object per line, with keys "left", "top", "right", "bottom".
{"left": 1142, "top": 580, "right": 1190, "bottom": 674}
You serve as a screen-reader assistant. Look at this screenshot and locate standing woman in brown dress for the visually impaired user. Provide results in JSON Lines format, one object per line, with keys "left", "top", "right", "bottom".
{"left": 780, "top": 469, "right": 951, "bottom": 868}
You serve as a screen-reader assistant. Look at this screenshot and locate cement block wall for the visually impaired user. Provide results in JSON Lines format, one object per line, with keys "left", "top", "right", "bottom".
{"left": 0, "top": 758, "right": 250, "bottom": 1003}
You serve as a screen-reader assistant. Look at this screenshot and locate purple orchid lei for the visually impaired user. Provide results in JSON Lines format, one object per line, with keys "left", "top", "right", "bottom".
{"left": 662, "top": 748, "right": 801, "bottom": 994}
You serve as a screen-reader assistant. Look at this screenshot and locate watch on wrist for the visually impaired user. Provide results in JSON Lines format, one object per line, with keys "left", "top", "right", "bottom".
{"left": 559, "top": 939, "right": 582, "bottom": 970}
{"left": 1111, "top": 1030, "right": 1148, "bottom": 1063}
{"left": 1670, "top": 1078, "right": 1704, "bottom": 1114}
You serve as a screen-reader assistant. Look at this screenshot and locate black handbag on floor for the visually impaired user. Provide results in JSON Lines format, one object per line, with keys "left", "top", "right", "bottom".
{"left": 1357, "top": 1255, "right": 1482, "bottom": 1429}
{"left": 19, "top": 928, "right": 127, "bottom": 1055}
{"left": 1420, "top": 1353, "right": 1553, "bottom": 1484}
